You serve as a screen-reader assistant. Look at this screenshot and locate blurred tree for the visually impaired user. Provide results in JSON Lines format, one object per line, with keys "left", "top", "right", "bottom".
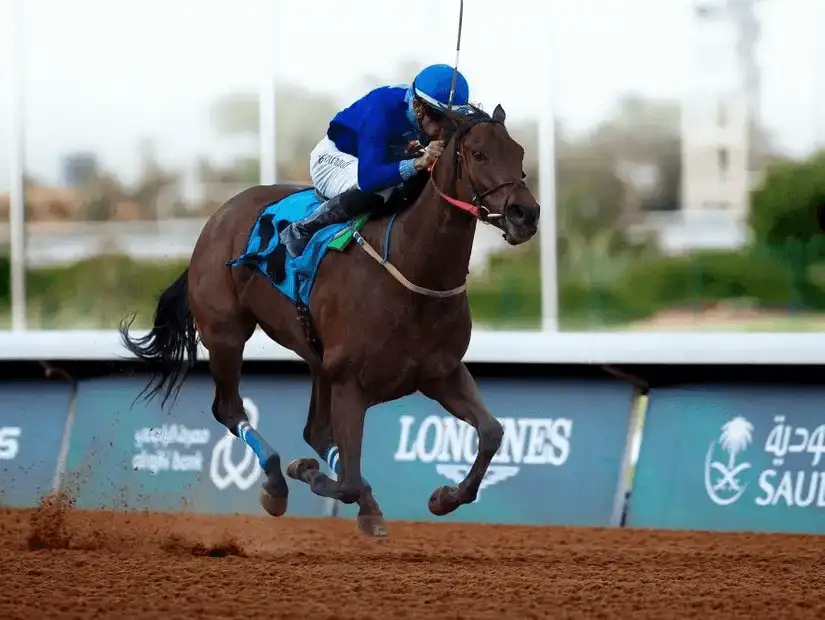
{"left": 74, "top": 140, "right": 181, "bottom": 222}
{"left": 749, "top": 151, "right": 825, "bottom": 306}
{"left": 578, "top": 95, "right": 681, "bottom": 214}
{"left": 210, "top": 84, "right": 340, "bottom": 184}
{"left": 82, "top": 174, "right": 119, "bottom": 221}
{"left": 506, "top": 106, "right": 657, "bottom": 284}
{"left": 749, "top": 151, "right": 825, "bottom": 247}
{"left": 508, "top": 96, "right": 678, "bottom": 240}
{"left": 131, "top": 138, "right": 181, "bottom": 219}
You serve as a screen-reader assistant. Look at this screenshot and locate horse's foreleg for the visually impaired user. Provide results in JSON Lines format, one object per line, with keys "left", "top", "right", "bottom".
{"left": 287, "top": 379, "right": 387, "bottom": 537}
{"left": 205, "top": 331, "right": 289, "bottom": 518}
{"left": 419, "top": 362, "right": 504, "bottom": 516}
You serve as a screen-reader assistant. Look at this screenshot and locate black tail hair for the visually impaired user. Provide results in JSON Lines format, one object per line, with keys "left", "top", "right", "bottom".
{"left": 119, "top": 268, "right": 198, "bottom": 408}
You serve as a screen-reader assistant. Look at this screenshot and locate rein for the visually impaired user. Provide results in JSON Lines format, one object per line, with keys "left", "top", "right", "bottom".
{"left": 351, "top": 114, "right": 523, "bottom": 299}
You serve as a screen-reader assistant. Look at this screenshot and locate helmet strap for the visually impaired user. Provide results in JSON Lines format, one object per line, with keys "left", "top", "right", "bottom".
{"left": 410, "top": 83, "right": 425, "bottom": 131}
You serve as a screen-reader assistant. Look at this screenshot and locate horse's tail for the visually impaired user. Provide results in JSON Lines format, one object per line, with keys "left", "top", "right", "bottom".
{"left": 119, "top": 268, "right": 198, "bottom": 408}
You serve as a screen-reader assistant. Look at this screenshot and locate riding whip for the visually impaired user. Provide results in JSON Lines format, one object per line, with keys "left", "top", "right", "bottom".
{"left": 447, "top": 0, "right": 465, "bottom": 110}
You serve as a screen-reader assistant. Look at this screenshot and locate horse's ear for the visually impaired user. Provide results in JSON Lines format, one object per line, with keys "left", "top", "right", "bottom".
{"left": 492, "top": 104, "right": 506, "bottom": 124}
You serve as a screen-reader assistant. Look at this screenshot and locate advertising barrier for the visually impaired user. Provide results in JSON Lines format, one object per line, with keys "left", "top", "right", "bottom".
{"left": 627, "top": 385, "right": 825, "bottom": 534}
{"left": 0, "top": 380, "right": 73, "bottom": 507}
{"left": 1, "top": 374, "right": 634, "bottom": 526}
{"left": 64, "top": 376, "right": 327, "bottom": 517}
{"left": 335, "top": 378, "right": 635, "bottom": 526}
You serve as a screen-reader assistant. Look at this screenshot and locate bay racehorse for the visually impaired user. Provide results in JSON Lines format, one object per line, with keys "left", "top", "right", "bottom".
{"left": 120, "top": 104, "right": 540, "bottom": 537}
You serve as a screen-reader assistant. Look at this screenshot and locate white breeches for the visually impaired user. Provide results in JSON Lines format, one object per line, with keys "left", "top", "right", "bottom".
{"left": 309, "top": 136, "right": 359, "bottom": 200}
{"left": 309, "top": 136, "right": 395, "bottom": 201}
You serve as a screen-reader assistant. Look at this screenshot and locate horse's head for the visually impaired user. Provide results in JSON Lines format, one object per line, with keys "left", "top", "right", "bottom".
{"left": 434, "top": 104, "right": 540, "bottom": 246}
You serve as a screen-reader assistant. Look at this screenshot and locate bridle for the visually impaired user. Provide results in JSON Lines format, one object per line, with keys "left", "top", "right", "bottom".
{"left": 427, "top": 114, "right": 528, "bottom": 228}
{"left": 350, "top": 112, "right": 529, "bottom": 299}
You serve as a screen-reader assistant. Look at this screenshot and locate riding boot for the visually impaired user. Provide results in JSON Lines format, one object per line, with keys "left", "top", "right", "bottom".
{"left": 279, "top": 187, "right": 373, "bottom": 258}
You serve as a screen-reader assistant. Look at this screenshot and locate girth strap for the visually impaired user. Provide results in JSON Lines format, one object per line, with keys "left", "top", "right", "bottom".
{"left": 350, "top": 229, "right": 467, "bottom": 299}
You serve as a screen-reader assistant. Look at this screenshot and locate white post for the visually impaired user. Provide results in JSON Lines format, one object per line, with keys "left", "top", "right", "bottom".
{"left": 814, "top": 0, "right": 824, "bottom": 152}
{"left": 258, "top": 0, "right": 278, "bottom": 185}
{"left": 9, "top": 0, "right": 27, "bottom": 331}
{"left": 538, "top": 14, "right": 558, "bottom": 332}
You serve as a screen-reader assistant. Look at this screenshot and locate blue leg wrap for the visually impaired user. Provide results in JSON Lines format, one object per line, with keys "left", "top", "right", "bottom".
{"left": 323, "top": 445, "right": 370, "bottom": 487}
{"left": 323, "top": 445, "right": 341, "bottom": 476}
{"left": 237, "top": 421, "right": 276, "bottom": 469}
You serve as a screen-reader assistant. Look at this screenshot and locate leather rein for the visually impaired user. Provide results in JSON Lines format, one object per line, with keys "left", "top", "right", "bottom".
{"left": 350, "top": 114, "right": 524, "bottom": 298}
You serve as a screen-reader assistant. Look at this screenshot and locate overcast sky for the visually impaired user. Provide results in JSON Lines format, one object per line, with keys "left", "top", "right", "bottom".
{"left": 0, "top": 0, "right": 821, "bottom": 189}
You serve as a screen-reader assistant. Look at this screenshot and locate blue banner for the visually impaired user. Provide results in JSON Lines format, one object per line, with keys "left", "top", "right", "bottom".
{"left": 334, "top": 378, "right": 634, "bottom": 526}
{"left": 628, "top": 385, "right": 825, "bottom": 533}
{"left": 0, "top": 381, "right": 73, "bottom": 507}
{"left": 65, "top": 376, "right": 327, "bottom": 517}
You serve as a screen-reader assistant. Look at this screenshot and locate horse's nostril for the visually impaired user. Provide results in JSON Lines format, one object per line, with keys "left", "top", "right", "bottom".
{"left": 507, "top": 203, "right": 538, "bottom": 225}
{"left": 507, "top": 204, "right": 526, "bottom": 221}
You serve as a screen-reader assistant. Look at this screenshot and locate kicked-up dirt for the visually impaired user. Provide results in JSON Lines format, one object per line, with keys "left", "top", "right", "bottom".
{"left": 0, "top": 495, "right": 823, "bottom": 619}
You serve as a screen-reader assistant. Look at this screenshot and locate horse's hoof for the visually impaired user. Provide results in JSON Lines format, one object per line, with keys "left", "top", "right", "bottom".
{"left": 286, "top": 457, "right": 320, "bottom": 480}
{"left": 259, "top": 486, "right": 288, "bottom": 518}
{"left": 357, "top": 514, "right": 389, "bottom": 538}
{"left": 428, "top": 485, "right": 462, "bottom": 517}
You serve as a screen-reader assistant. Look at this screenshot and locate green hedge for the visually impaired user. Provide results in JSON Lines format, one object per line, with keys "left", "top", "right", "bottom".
{"left": 0, "top": 256, "right": 9, "bottom": 303}
{"left": 466, "top": 246, "right": 542, "bottom": 329}
{"left": 29, "top": 255, "right": 191, "bottom": 328}
{"left": 0, "top": 255, "right": 189, "bottom": 329}
{"left": 577, "top": 249, "right": 810, "bottom": 321}
{"left": 468, "top": 245, "right": 825, "bottom": 330}
{"left": 0, "top": 247, "right": 822, "bottom": 330}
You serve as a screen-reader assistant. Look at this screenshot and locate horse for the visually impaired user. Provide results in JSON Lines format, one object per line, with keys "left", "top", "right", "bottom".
{"left": 120, "top": 103, "right": 540, "bottom": 538}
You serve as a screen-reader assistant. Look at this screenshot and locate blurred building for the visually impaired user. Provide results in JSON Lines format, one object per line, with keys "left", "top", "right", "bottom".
{"left": 677, "top": 0, "right": 761, "bottom": 249}
{"left": 61, "top": 152, "right": 99, "bottom": 189}
{"left": 0, "top": 186, "right": 80, "bottom": 222}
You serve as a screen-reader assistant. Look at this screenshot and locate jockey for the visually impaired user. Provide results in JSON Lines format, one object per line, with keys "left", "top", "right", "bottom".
{"left": 279, "top": 63, "right": 471, "bottom": 257}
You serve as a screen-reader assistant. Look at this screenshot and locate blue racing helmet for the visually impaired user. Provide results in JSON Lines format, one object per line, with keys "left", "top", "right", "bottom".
{"left": 412, "top": 64, "right": 470, "bottom": 111}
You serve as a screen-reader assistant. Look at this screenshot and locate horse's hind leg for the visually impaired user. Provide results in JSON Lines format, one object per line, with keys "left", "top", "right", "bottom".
{"left": 419, "top": 363, "right": 504, "bottom": 516}
{"left": 293, "top": 375, "right": 371, "bottom": 485}
{"left": 287, "top": 378, "right": 387, "bottom": 537}
{"left": 202, "top": 323, "right": 289, "bottom": 517}
{"left": 292, "top": 374, "right": 332, "bottom": 475}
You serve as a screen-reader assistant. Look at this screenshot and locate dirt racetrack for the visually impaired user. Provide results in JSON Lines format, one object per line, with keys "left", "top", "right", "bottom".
{"left": 1, "top": 496, "right": 824, "bottom": 619}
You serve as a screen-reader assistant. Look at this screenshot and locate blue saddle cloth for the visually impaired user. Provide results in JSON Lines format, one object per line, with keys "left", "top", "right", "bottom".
{"left": 226, "top": 188, "right": 352, "bottom": 306}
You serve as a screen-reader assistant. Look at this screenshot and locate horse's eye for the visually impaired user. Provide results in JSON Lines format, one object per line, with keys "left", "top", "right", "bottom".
{"left": 472, "top": 150, "right": 485, "bottom": 161}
